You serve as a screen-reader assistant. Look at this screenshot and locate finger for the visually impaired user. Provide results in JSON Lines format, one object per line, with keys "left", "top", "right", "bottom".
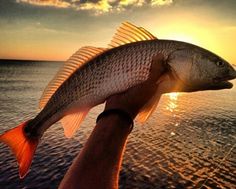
{"left": 148, "top": 53, "right": 166, "bottom": 82}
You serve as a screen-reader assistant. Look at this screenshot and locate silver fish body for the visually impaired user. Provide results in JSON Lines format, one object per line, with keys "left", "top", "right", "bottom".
{"left": 28, "top": 39, "right": 236, "bottom": 136}
{"left": 29, "top": 39, "right": 169, "bottom": 135}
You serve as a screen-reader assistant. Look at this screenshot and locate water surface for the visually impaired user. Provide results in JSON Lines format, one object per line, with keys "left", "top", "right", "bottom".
{"left": 0, "top": 60, "right": 235, "bottom": 189}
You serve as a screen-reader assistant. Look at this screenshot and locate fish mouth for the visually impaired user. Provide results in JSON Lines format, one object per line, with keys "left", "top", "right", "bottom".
{"left": 212, "top": 80, "right": 233, "bottom": 89}
{"left": 212, "top": 75, "right": 236, "bottom": 89}
{"left": 165, "top": 65, "right": 236, "bottom": 92}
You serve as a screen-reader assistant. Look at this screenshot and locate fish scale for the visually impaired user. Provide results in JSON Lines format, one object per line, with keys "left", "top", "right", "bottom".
{"left": 40, "top": 40, "right": 176, "bottom": 122}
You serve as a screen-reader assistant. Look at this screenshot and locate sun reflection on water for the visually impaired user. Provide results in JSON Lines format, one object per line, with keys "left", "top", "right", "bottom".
{"left": 168, "top": 92, "right": 179, "bottom": 101}
{"left": 165, "top": 92, "right": 180, "bottom": 136}
{"left": 166, "top": 92, "right": 179, "bottom": 112}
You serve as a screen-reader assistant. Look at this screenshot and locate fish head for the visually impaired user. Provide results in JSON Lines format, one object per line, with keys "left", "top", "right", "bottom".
{"left": 164, "top": 47, "right": 236, "bottom": 92}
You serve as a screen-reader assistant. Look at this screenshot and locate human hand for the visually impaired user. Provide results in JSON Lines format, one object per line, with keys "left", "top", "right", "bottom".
{"left": 105, "top": 53, "right": 166, "bottom": 119}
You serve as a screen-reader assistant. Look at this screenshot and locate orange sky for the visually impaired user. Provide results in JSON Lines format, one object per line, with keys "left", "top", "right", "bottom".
{"left": 0, "top": 0, "right": 235, "bottom": 64}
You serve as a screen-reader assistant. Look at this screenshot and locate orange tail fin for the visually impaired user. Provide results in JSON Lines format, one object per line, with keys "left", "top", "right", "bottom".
{"left": 0, "top": 121, "right": 39, "bottom": 178}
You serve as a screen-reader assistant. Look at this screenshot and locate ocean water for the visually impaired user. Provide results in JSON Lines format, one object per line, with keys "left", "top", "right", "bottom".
{"left": 0, "top": 60, "right": 235, "bottom": 189}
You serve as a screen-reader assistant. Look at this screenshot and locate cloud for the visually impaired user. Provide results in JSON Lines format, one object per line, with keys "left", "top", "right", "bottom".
{"left": 151, "top": 0, "right": 173, "bottom": 6}
{"left": 16, "top": 0, "right": 71, "bottom": 8}
{"left": 17, "top": 0, "right": 173, "bottom": 13}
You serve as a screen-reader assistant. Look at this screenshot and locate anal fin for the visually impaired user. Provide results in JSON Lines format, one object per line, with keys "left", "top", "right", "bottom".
{"left": 60, "top": 109, "right": 89, "bottom": 138}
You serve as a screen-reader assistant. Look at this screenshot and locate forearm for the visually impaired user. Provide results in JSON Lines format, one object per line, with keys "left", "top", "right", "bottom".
{"left": 59, "top": 53, "right": 165, "bottom": 189}
{"left": 59, "top": 114, "right": 132, "bottom": 189}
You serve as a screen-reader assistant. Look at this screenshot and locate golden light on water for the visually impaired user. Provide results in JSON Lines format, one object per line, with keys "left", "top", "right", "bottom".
{"left": 165, "top": 92, "right": 180, "bottom": 136}
{"left": 165, "top": 92, "right": 179, "bottom": 112}
{"left": 168, "top": 92, "right": 179, "bottom": 101}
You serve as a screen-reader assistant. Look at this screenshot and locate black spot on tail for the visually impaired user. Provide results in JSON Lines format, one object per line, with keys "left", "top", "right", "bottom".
{"left": 23, "top": 120, "right": 39, "bottom": 138}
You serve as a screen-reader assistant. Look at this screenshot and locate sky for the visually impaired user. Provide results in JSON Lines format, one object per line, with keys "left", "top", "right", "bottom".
{"left": 0, "top": 0, "right": 236, "bottom": 62}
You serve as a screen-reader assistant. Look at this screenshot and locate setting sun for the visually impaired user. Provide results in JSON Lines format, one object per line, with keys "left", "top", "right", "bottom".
{"left": 1, "top": 1, "right": 236, "bottom": 63}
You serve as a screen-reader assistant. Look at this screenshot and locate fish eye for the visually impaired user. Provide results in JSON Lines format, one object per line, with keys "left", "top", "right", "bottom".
{"left": 216, "top": 61, "right": 224, "bottom": 67}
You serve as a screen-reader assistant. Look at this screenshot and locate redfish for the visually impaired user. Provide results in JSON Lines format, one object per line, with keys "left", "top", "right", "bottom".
{"left": 1, "top": 22, "right": 236, "bottom": 178}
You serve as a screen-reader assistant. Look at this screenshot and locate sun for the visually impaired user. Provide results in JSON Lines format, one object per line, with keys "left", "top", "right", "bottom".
{"left": 154, "top": 21, "right": 203, "bottom": 46}
{"left": 159, "top": 29, "right": 200, "bottom": 45}
{"left": 166, "top": 33, "right": 198, "bottom": 44}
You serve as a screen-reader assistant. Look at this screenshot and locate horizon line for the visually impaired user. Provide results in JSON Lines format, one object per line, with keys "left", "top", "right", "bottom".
{"left": 0, "top": 58, "right": 64, "bottom": 62}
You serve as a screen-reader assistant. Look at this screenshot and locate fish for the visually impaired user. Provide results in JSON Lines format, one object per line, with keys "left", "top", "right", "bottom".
{"left": 0, "top": 22, "right": 236, "bottom": 178}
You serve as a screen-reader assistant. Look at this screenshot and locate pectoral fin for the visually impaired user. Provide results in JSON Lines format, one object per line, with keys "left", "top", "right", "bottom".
{"left": 136, "top": 88, "right": 162, "bottom": 123}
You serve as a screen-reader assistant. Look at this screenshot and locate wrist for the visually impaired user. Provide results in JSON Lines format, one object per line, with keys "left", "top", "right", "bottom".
{"left": 97, "top": 109, "right": 134, "bottom": 133}
{"left": 104, "top": 101, "right": 139, "bottom": 120}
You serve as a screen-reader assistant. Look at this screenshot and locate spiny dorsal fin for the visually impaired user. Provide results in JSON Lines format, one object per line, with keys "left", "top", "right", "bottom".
{"left": 39, "top": 46, "right": 107, "bottom": 109}
{"left": 108, "top": 22, "right": 157, "bottom": 48}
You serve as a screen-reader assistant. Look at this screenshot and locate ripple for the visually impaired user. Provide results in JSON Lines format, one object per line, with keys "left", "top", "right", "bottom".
{"left": 0, "top": 61, "right": 235, "bottom": 188}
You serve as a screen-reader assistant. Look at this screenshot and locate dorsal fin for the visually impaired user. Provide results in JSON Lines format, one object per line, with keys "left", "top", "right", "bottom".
{"left": 39, "top": 46, "right": 107, "bottom": 109}
{"left": 108, "top": 22, "right": 157, "bottom": 48}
